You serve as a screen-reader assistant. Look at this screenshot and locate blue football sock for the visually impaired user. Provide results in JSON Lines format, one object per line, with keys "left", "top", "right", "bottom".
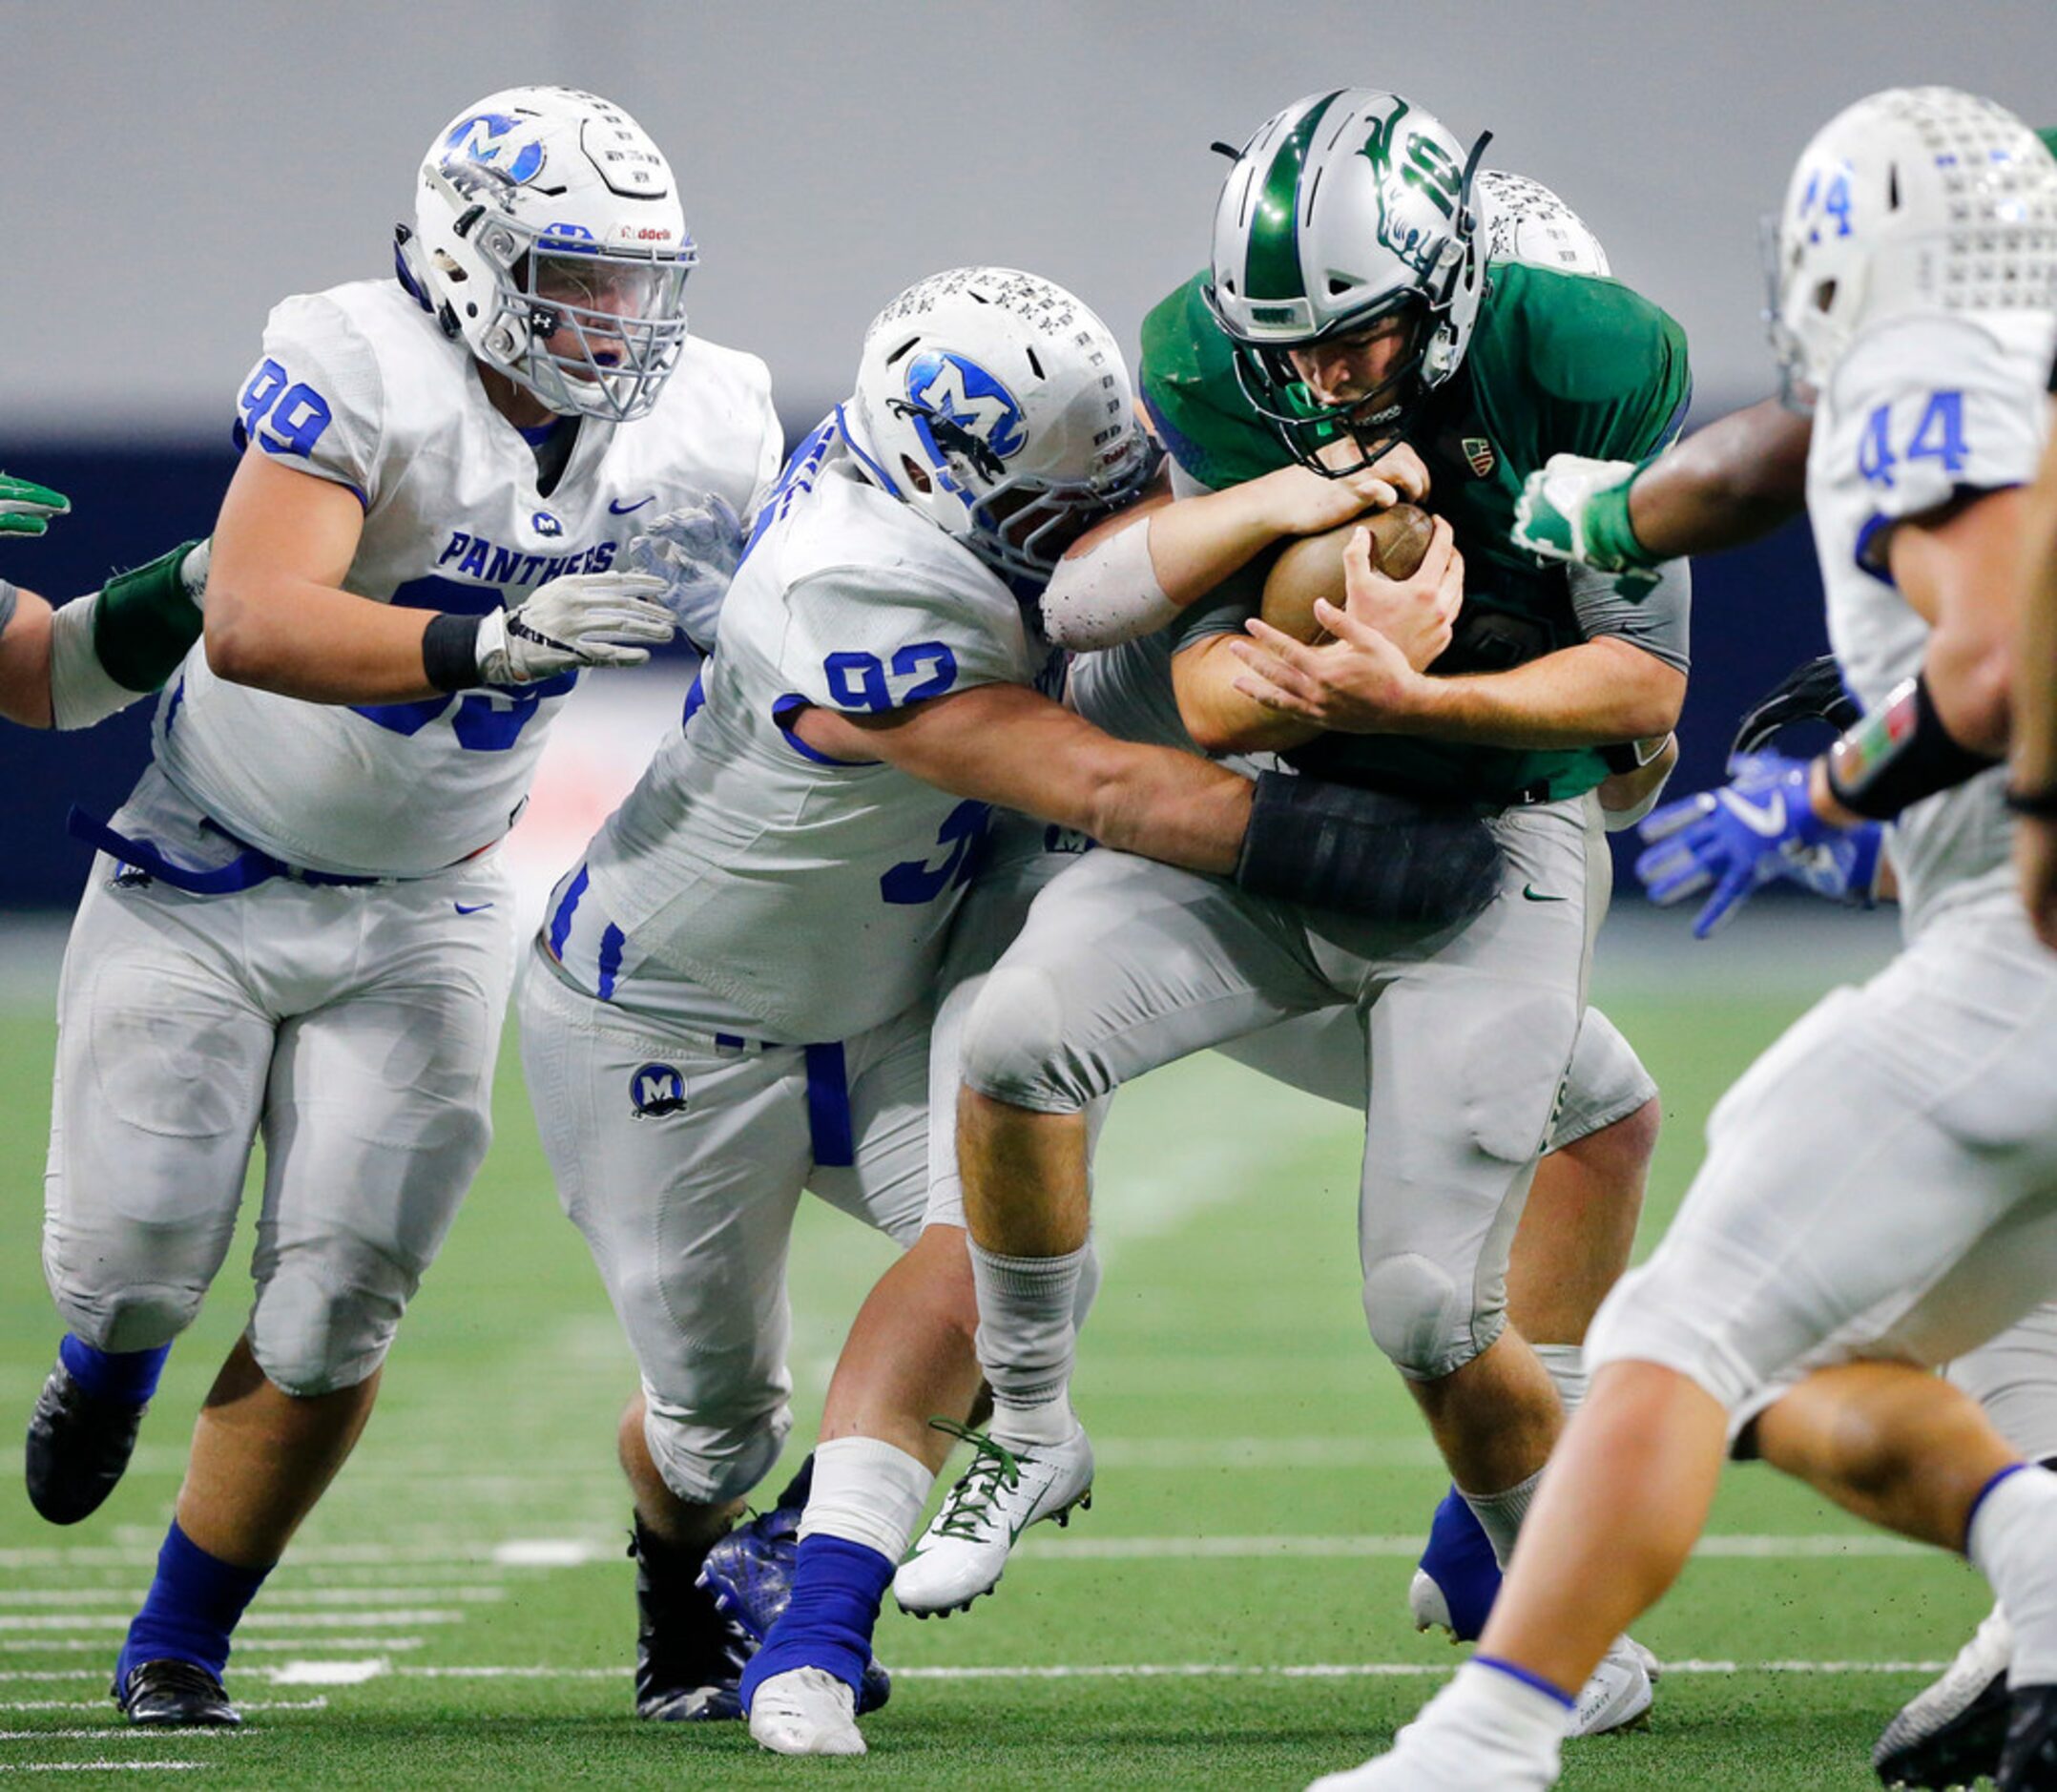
{"left": 738, "top": 1534, "right": 892, "bottom": 1709}
{"left": 1420, "top": 1483, "right": 1504, "bottom": 1641}
{"left": 115, "top": 1521, "right": 271, "bottom": 1688}
{"left": 59, "top": 1335, "right": 170, "bottom": 1407}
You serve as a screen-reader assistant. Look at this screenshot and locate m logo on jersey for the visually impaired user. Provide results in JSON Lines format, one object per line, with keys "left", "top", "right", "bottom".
{"left": 629, "top": 1062, "right": 688, "bottom": 1119}
{"left": 898, "top": 351, "right": 1027, "bottom": 481}
{"left": 532, "top": 511, "right": 564, "bottom": 538}
{"left": 441, "top": 113, "right": 548, "bottom": 186}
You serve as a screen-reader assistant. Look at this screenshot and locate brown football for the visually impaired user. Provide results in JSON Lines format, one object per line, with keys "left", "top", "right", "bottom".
{"left": 1259, "top": 503, "right": 1435, "bottom": 643}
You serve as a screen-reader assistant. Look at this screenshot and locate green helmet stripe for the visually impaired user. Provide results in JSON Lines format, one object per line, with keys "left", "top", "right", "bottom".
{"left": 1243, "top": 90, "right": 1342, "bottom": 303}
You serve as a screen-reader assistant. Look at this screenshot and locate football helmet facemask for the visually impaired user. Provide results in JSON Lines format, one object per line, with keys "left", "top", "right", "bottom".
{"left": 1205, "top": 89, "right": 1490, "bottom": 477}
{"left": 399, "top": 86, "right": 696, "bottom": 424}
{"left": 839, "top": 267, "right": 1155, "bottom": 581}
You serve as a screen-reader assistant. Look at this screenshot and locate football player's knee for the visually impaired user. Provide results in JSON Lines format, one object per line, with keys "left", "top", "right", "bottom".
{"left": 1361, "top": 1251, "right": 1503, "bottom": 1381}
{"left": 958, "top": 966, "right": 1096, "bottom": 1114}
{"left": 49, "top": 1278, "right": 205, "bottom": 1356}
{"left": 246, "top": 1260, "right": 410, "bottom": 1398}
{"left": 643, "top": 1399, "right": 793, "bottom": 1507}
{"left": 1584, "top": 1263, "right": 1746, "bottom": 1411}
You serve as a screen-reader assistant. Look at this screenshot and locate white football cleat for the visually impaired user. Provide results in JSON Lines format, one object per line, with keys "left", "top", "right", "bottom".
{"left": 746, "top": 1666, "right": 864, "bottom": 1757}
{"left": 893, "top": 1418, "right": 1093, "bottom": 1617}
{"left": 1568, "top": 1636, "right": 1654, "bottom": 1738}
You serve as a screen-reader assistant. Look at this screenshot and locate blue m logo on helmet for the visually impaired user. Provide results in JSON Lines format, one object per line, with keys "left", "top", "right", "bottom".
{"left": 442, "top": 114, "right": 548, "bottom": 186}
{"left": 903, "top": 351, "right": 1028, "bottom": 469}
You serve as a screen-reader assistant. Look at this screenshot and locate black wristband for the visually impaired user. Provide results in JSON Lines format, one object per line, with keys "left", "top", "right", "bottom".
{"left": 1823, "top": 672, "right": 2001, "bottom": 822}
{"left": 1232, "top": 772, "right": 1503, "bottom": 929}
{"left": 422, "top": 612, "right": 482, "bottom": 693}
{"left": 2005, "top": 784, "right": 2057, "bottom": 820}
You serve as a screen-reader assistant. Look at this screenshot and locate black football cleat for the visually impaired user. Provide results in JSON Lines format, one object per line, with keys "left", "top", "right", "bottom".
{"left": 2001, "top": 1681, "right": 2057, "bottom": 1790}
{"left": 1873, "top": 1601, "right": 2011, "bottom": 1788}
{"left": 629, "top": 1519, "right": 753, "bottom": 1720}
{"left": 25, "top": 1362, "right": 148, "bottom": 1525}
{"left": 114, "top": 1659, "right": 240, "bottom": 1727}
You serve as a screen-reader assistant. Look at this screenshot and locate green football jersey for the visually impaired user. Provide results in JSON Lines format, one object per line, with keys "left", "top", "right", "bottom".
{"left": 1138, "top": 260, "right": 1692, "bottom": 806}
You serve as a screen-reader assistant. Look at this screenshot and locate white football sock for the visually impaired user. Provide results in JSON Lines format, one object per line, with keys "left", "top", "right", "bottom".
{"left": 797, "top": 1436, "right": 935, "bottom": 1564}
{"left": 1966, "top": 1463, "right": 2057, "bottom": 1687}
{"left": 1458, "top": 1465, "right": 1545, "bottom": 1571}
{"left": 1400, "top": 1657, "right": 1569, "bottom": 1787}
{"left": 1532, "top": 1343, "right": 1589, "bottom": 1415}
{"left": 969, "top": 1240, "right": 1087, "bottom": 1447}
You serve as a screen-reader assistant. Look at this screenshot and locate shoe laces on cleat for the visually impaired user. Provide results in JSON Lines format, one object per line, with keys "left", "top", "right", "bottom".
{"left": 925, "top": 1419, "right": 1023, "bottom": 1540}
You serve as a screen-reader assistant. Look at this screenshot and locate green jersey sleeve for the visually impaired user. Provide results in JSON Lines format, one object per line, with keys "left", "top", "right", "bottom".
{"left": 1137, "top": 274, "right": 1296, "bottom": 491}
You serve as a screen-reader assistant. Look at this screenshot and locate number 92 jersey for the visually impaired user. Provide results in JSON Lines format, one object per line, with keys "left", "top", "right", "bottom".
{"left": 581, "top": 422, "right": 1064, "bottom": 1043}
{"left": 154, "top": 277, "right": 782, "bottom": 878}
{"left": 1811, "top": 307, "right": 2056, "bottom": 929}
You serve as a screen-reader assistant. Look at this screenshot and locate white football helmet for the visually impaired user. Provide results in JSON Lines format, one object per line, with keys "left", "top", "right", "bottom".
{"left": 398, "top": 86, "right": 696, "bottom": 423}
{"left": 1476, "top": 171, "right": 1611, "bottom": 278}
{"left": 1769, "top": 86, "right": 2057, "bottom": 403}
{"left": 1205, "top": 89, "right": 1491, "bottom": 474}
{"left": 839, "top": 268, "right": 1155, "bottom": 580}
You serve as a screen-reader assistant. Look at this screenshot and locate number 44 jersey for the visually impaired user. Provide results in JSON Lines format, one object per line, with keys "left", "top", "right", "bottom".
{"left": 580, "top": 421, "right": 1064, "bottom": 1043}
{"left": 1810, "top": 307, "right": 2054, "bottom": 932}
{"left": 154, "top": 277, "right": 782, "bottom": 878}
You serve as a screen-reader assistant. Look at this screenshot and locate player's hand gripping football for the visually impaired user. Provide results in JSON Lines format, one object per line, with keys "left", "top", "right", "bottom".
{"left": 475, "top": 571, "right": 675, "bottom": 684}
{"left": 1227, "top": 515, "right": 1461, "bottom": 730}
{"left": 1250, "top": 439, "right": 1431, "bottom": 538}
{"left": 0, "top": 473, "right": 71, "bottom": 538}
{"left": 1512, "top": 453, "right": 1645, "bottom": 573}
{"left": 1634, "top": 750, "right": 1882, "bottom": 938}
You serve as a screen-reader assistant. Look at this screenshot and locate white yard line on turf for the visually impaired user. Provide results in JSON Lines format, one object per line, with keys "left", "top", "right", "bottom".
{"left": 1, "top": 1640, "right": 422, "bottom": 1657}
{"left": 0, "top": 1699, "right": 327, "bottom": 1713}
{"left": 0, "top": 1732, "right": 243, "bottom": 1743}
{"left": 377, "top": 1658, "right": 1953, "bottom": 1680}
{"left": 0, "top": 1764, "right": 208, "bottom": 1774}
{"left": 0, "top": 1613, "right": 464, "bottom": 1633}
{"left": 1012, "top": 1532, "right": 1932, "bottom": 1560}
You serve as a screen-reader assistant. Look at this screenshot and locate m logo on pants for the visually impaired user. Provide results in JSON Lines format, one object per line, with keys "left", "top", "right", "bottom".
{"left": 629, "top": 1063, "right": 688, "bottom": 1119}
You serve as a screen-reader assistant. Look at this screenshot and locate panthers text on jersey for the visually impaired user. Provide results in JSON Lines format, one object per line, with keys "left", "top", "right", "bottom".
{"left": 1810, "top": 307, "right": 2057, "bottom": 931}
{"left": 153, "top": 278, "right": 781, "bottom": 877}
{"left": 568, "top": 420, "right": 1068, "bottom": 1043}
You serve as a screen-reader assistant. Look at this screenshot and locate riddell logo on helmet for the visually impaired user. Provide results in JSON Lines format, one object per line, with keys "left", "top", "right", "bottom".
{"left": 635, "top": 228, "right": 672, "bottom": 241}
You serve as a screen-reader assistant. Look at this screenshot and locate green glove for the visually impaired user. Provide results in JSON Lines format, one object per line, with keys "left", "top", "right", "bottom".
{"left": 1511, "top": 454, "right": 1655, "bottom": 576}
{"left": 0, "top": 472, "right": 72, "bottom": 538}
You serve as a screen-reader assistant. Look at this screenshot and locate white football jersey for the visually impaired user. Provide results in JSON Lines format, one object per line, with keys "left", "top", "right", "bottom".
{"left": 576, "top": 420, "right": 1065, "bottom": 1042}
{"left": 1809, "top": 308, "right": 2055, "bottom": 931}
{"left": 154, "top": 278, "right": 781, "bottom": 877}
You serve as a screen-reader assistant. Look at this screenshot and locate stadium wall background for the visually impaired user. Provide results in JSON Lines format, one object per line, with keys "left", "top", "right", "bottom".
{"left": 0, "top": 412, "right": 1823, "bottom": 911}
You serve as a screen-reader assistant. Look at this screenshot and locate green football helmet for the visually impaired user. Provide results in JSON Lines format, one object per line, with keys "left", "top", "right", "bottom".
{"left": 1206, "top": 89, "right": 1489, "bottom": 475}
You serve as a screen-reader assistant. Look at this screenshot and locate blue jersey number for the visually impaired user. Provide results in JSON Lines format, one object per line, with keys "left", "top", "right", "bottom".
{"left": 881, "top": 799, "right": 990, "bottom": 905}
{"left": 823, "top": 642, "right": 960, "bottom": 713}
{"left": 350, "top": 574, "right": 571, "bottom": 750}
{"left": 1859, "top": 391, "right": 1967, "bottom": 490}
{"left": 239, "top": 358, "right": 334, "bottom": 459}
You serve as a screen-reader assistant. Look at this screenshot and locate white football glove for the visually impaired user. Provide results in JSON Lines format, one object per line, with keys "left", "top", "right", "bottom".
{"left": 475, "top": 571, "right": 675, "bottom": 684}
{"left": 620, "top": 493, "right": 745, "bottom": 653}
{"left": 1511, "top": 454, "right": 1643, "bottom": 572}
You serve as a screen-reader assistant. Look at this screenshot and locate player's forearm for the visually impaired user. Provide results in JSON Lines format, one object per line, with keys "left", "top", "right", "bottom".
{"left": 1405, "top": 639, "right": 1685, "bottom": 748}
{"left": 1174, "top": 635, "right": 1320, "bottom": 754}
{"left": 1068, "top": 748, "right": 1253, "bottom": 875}
{"left": 0, "top": 587, "right": 54, "bottom": 727}
{"left": 1627, "top": 397, "right": 1811, "bottom": 560}
{"left": 204, "top": 578, "right": 443, "bottom": 703}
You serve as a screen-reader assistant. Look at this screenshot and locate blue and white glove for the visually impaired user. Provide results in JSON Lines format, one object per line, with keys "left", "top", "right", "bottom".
{"left": 620, "top": 493, "right": 745, "bottom": 656}
{"left": 1633, "top": 751, "right": 1883, "bottom": 938}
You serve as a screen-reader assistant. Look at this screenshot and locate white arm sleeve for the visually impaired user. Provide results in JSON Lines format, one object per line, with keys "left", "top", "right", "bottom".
{"left": 48, "top": 593, "right": 143, "bottom": 731}
{"left": 1037, "top": 518, "right": 1179, "bottom": 651}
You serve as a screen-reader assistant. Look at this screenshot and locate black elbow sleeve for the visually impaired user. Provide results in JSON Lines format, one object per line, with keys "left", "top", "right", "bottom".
{"left": 1232, "top": 772, "right": 1503, "bottom": 928}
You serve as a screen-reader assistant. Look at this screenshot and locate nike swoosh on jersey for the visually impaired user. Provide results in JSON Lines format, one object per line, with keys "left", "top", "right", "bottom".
{"left": 1721, "top": 791, "right": 1788, "bottom": 838}
{"left": 453, "top": 901, "right": 495, "bottom": 915}
{"left": 609, "top": 495, "right": 655, "bottom": 515}
{"left": 1520, "top": 885, "right": 1567, "bottom": 903}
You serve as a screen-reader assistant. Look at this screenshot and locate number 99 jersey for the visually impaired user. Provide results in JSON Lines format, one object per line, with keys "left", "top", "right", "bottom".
{"left": 154, "top": 277, "right": 782, "bottom": 878}
{"left": 1809, "top": 307, "right": 2054, "bottom": 929}
{"left": 579, "top": 420, "right": 1064, "bottom": 1043}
